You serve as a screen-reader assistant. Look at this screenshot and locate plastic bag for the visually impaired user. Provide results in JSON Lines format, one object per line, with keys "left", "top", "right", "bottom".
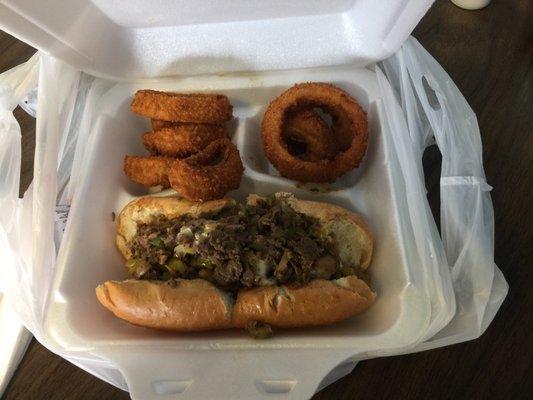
{"left": 0, "top": 54, "right": 126, "bottom": 391}
{"left": 377, "top": 38, "right": 508, "bottom": 351}
{"left": 0, "top": 53, "right": 39, "bottom": 395}
{"left": 0, "top": 37, "right": 507, "bottom": 396}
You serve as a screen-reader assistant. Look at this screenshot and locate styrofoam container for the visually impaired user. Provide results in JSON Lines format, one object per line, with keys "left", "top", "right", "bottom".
{"left": 0, "top": 0, "right": 434, "bottom": 80}
{"left": 0, "top": 1, "right": 443, "bottom": 398}
{"left": 42, "top": 66, "right": 432, "bottom": 399}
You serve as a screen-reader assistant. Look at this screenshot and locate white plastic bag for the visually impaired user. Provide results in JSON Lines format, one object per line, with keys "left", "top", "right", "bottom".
{"left": 0, "top": 53, "right": 39, "bottom": 396}
{"left": 0, "top": 54, "right": 126, "bottom": 391}
{"left": 377, "top": 38, "right": 508, "bottom": 351}
{"left": 0, "top": 37, "right": 507, "bottom": 396}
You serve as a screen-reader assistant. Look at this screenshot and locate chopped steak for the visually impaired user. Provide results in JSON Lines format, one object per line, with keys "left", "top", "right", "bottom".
{"left": 127, "top": 197, "right": 356, "bottom": 290}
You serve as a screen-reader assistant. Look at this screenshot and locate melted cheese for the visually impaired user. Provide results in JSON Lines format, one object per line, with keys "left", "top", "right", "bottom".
{"left": 255, "top": 259, "right": 275, "bottom": 285}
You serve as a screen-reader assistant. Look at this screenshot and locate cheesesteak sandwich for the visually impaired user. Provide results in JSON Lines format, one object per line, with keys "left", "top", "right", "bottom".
{"left": 96, "top": 193, "right": 375, "bottom": 335}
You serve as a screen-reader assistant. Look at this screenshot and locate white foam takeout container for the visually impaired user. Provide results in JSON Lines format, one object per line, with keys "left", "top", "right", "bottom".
{"left": 44, "top": 66, "right": 434, "bottom": 399}
{"left": 0, "top": 1, "right": 445, "bottom": 399}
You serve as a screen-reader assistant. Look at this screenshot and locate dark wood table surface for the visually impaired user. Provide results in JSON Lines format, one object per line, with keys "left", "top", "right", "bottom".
{"left": 2, "top": 1, "right": 531, "bottom": 399}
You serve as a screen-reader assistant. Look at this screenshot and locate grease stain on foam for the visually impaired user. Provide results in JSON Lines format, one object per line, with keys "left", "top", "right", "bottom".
{"left": 295, "top": 182, "right": 337, "bottom": 194}
{"left": 215, "top": 70, "right": 266, "bottom": 88}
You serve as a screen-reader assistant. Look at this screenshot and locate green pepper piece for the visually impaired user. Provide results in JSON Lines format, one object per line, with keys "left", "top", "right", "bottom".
{"left": 174, "top": 244, "right": 195, "bottom": 256}
{"left": 190, "top": 257, "right": 213, "bottom": 269}
{"left": 245, "top": 204, "right": 257, "bottom": 216}
{"left": 245, "top": 321, "right": 273, "bottom": 339}
{"left": 165, "top": 257, "right": 187, "bottom": 274}
{"left": 266, "top": 193, "right": 276, "bottom": 204}
{"left": 125, "top": 258, "right": 150, "bottom": 278}
{"left": 150, "top": 236, "right": 164, "bottom": 247}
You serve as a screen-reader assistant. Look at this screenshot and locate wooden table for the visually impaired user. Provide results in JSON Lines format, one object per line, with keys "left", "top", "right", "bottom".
{"left": 2, "top": 1, "right": 531, "bottom": 399}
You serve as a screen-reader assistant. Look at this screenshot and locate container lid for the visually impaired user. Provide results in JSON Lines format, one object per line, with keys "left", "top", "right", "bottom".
{"left": 0, "top": 0, "right": 434, "bottom": 80}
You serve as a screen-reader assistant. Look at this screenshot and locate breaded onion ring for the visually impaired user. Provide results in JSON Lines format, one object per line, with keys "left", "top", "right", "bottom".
{"left": 261, "top": 83, "right": 368, "bottom": 183}
{"left": 123, "top": 156, "right": 172, "bottom": 187}
{"left": 283, "top": 109, "right": 336, "bottom": 161}
{"left": 168, "top": 138, "right": 244, "bottom": 201}
{"left": 142, "top": 124, "right": 228, "bottom": 157}
{"left": 131, "top": 90, "right": 233, "bottom": 124}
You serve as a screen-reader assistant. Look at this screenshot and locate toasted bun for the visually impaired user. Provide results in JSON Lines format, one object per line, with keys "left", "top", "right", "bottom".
{"left": 96, "top": 279, "right": 233, "bottom": 331}
{"left": 100, "top": 193, "right": 375, "bottom": 332}
{"left": 232, "top": 275, "right": 375, "bottom": 328}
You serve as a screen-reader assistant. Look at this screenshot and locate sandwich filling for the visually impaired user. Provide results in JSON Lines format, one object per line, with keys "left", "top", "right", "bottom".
{"left": 126, "top": 196, "right": 367, "bottom": 290}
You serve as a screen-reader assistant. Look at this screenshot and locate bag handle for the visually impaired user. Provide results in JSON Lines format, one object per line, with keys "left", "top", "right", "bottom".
{"left": 0, "top": 54, "right": 39, "bottom": 232}
{"left": 0, "top": 53, "right": 39, "bottom": 397}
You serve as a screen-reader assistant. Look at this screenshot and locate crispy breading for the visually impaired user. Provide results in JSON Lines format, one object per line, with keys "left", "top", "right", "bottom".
{"left": 131, "top": 90, "right": 233, "bottom": 124}
{"left": 123, "top": 155, "right": 173, "bottom": 187}
{"left": 142, "top": 124, "right": 227, "bottom": 157}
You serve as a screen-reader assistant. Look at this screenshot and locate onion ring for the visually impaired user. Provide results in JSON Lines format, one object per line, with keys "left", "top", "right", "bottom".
{"left": 124, "top": 155, "right": 172, "bottom": 187}
{"left": 283, "top": 109, "right": 335, "bottom": 161}
{"left": 168, "top": 138, "right": 244, "bottom": 201}
{"left": 142, "top": 124, "right": 228, "bottom": 157}
{"left": 261, "top": 83, "right": 368, "bottom": 183}
{"left": 131, "top": 90, "right": 233, "bottom": 124}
